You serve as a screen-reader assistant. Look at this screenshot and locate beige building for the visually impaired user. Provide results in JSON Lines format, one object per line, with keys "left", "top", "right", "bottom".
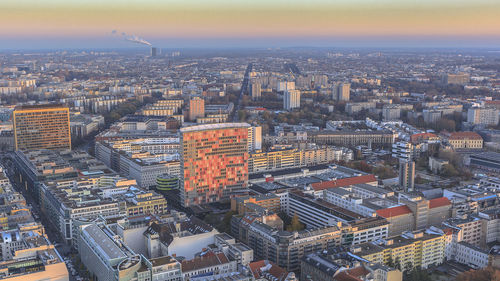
{"left": 355, "top": 231, "right": 446, "bottom": 272}
{"left": 448, "top": 132, "right": 483, "bottom": 150}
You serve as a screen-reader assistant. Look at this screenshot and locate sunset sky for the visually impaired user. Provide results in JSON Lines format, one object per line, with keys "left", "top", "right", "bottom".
{"left": 2, "top": 0, "right": 500, "bottom": 49}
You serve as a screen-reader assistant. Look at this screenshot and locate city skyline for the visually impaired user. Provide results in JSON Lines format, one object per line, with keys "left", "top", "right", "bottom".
{"left": 2, "top": 0, "right": 500, "bottom": 49}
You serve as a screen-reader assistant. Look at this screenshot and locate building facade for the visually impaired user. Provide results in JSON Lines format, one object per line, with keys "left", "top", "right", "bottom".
{"left": 13, "top": 104, "right": 71, "bottom": 151}
{"left": 180, "top": 123, "right": 250, "bottom": 207}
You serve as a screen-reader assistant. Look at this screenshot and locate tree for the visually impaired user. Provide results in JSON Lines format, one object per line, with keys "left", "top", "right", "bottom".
{"left": 386, "top": 256, "right": 394, "bottom": 267}
{"left": 456, "top": 266, "right": 500, "bottom": 281}
{"left": 404, "top": 262, "right": 413, "bottom": 273}
{"left": 286, "top": 214, "right": 305, "bottom": 232}
{"left": 394, "top": 257, "right": 401, "bottom": 271}
{"left": 441, "top": 163, "right": 459, "bottom": 178}
{"left": 373, "top": 165, "right": 397, "bottom": 179}
{"left": 405, "top": 267, "right": 432, "bottom": 281}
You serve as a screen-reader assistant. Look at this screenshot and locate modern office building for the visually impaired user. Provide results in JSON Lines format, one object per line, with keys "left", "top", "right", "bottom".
{"left": 332, "top": 83, "right": 350, "bottom": 101}
{"left": 188, "top": 97, "right": 205, "bottom": 121}
{"left": 283, "top": 90, "right": 301, "bottom": 110}
{"left": 399, "top": 160, "right": 415, "bottom": 192}
{"left": 13, "top": 104, "right": 71, "bottom": 151}
{"left": 180, "top": 123, "right": 250, "bottom": 207}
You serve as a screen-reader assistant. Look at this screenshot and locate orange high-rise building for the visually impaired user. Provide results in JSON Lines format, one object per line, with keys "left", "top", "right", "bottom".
{"left": 13, "top": 104, "right": 71, "bottom": 151}
{"left": 189, "top": 97, "right": 205, "bottom": 121}
{"left": 180, "top": 123, "right": 249, "bottom": 207}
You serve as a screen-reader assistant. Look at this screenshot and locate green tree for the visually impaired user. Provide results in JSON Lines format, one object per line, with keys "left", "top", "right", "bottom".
{"left": 386, "top": 256, "right": 394, "bottom": 267}
{"left": 394, "top": 257, "right": 401, "bottom": 271}
{"left": 441, "top": 163, "right": 459, "bottom": 178}
{"left": 405, "top": 267, "right": 432, "bottom": 281}
{"left": 286, "top": 214, "right": 305, "bottom": 232}
{"left": 456, "top": 266, "right": 500, "bottom": 281}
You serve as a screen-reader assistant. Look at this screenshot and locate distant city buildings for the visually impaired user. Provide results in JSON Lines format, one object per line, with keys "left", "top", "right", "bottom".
{"left": 442, "top": 73, "right": 470, "bottom": 85}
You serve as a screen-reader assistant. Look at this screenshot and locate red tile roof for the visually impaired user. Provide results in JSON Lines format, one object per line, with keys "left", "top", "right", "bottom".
{"left": 334, "top": 266, "right": 371, "bottom": 281}
{"left": 181, "top": 251, "right": 230, "bottom": 272}
{"left": 410, "top": 132, "right": 438, "bottom": 143}
{"left": 376, "top": 205, "right": 412, "bottom": 218}
{"left": 249, "top": 260, "right": 289, "bottom": 281}
{"left": 429, "top": 197, "right": 451, "bottom": 209}
{"left": 334, "top": 272, "right": 363, "bottom": 281}
{"left": 311, "top": 174, "right": 377, "bottom": 191}
{"left": 442, "top": 227, "right": 454, "bottom": 236}
{"left": 448, "top": 131, "right": 482, "bottom": 140}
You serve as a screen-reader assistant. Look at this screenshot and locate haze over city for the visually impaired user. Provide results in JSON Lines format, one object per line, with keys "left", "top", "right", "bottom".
{"left": 2, "top": 0, "right": 500, "bottom": 49}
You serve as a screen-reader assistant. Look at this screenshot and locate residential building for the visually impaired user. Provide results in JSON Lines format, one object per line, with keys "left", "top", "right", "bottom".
{"left": 284, "top": 90, "right": 301, "bottom": 110}
{"left": 353, "top": 231, "right": 446, "bottom": 271}
{"left": 423, "top": 109, "right": 442, "bottom": 124}
{"left": 382, "top": 105, "right": 401, "bottom": 121}
{"left": 332, "top": 83, "right": 350, "bottom": 102}
{"left": 442, "top": 73, "right": 470, "bottom": 85}
{"left": 249, "top": 260, "right": 297, "bottom": 281}
{"left": 181, "top": 251, "right": 237, "bottom": 280}
{"left": 250, "top": 82, "right": 262, "bottom": 100}
{"left": 235, "top": 219, "right": 342, "bottom": 271}
{"left": 277, "top": 81, "right": 295, "bottom": 92}
{"left": 443, "top": 216, "right": 484, "bottom": 247}
{"left": 248, "top": 126, "right": 262, "bottom": 152}
{"left": 399, "top": 160, "right": 415, "bottom": 192}
{"left": 453, "top": 242, "right": 490, "bottom": 269}
{"left": 143, "top": 216, "right": 220, "bottom": 260}
{"left": 301, "top": 251, "right": 402, "bottom": 281}
{"left": 70, "top": 113, "right": 104, "bottom": 139}
{"left": 0, "top": 235, "right": 69, "bottom": 281}
{"left": 231, "top": 194, "right": 281, "bottom": 215}
{"left": 346, "top": 102, "right": 376, "bottom": 115}
{"left": 189, "top": 97, "right": 205, "bottom": 121}
{"left": 467, "top": 107, "right": 499, "bottom": 126}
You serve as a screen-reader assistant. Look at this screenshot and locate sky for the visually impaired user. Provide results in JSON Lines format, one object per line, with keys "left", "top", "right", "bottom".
{"left": 1, "top": 0, "right": 500, "bottom": 49}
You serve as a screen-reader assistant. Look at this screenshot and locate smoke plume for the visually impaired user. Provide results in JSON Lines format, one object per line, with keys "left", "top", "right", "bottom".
{"left": 111, "top": 30, "right": 151, "bottom": 46}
